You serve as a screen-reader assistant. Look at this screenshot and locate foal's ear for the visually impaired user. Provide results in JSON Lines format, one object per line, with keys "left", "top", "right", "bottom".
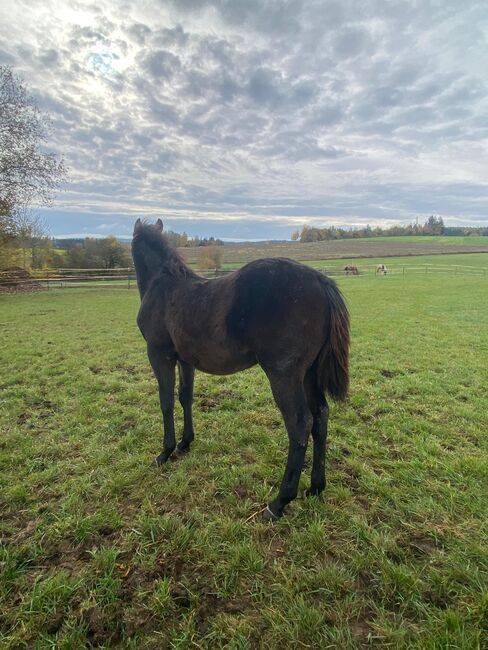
{"left": 155, "top": 218, "right": 164, "bottom": 232}
{"left": 133, "top": 218, "right": 143, "bottom": 235}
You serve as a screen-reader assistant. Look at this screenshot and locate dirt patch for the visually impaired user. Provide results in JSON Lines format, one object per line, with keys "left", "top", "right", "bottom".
{"left": 17, "top": 399, "right": 58, "bottom": 425}
{"left": 81, "top": 605, "right": 122, "bottom": 645}
{"left": 406, "top": 533, "right": 444, "bottom": 556}
{"left": 355, "top": 495, "right": 370, "bottom": 511}
{"left": 380, "top": 369, "right": 399, "bottom": 379}
{"left": 331, "top": 459, "right": 361, "bottom": 492}
{"left": 45, "top": 610, "right": 65, "bottom": 634}
{"left": 119, "top": 417, "right": 137, "bottom": 433}
{"left": 199, "top": 397, "right": 218, "bottom": 411}
{"left": 115, "top": 364, "right": 138, "bottom": 375}
{"left": 240, "top": 452, "right": 256, "bottom": 464}
{"left": 357, "top": 570, "right": 374, "bottom": 590}
{"left": 170, "top": 584, "right": 192, "bottom": 608}
{"left": 11, "top": 518, "right": 42, "bottom": 543}
{"left": 216, "top": 389, "right": 239, "bottom": 399}
{"left": 233, "top": 484, "right": 249, "bottom": 499}
{"left": 351, "top": 618, "right": 372, "bottom": 647}
{"left": 423, "top": 588, "right": 452, "bottom": 609}
{"left": 266, "top": 535, "right": 286, "bottom": 558}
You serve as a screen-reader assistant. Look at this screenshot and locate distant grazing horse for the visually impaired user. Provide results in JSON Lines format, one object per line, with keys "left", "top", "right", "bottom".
{"left": 376, "top": 264, "right": 387, "bottom": 275}
{"left": 132, "top": 220, "right": 350, "bottom": 521}
{"left": 344, "top": 265, "right": 359, "bottom": 276}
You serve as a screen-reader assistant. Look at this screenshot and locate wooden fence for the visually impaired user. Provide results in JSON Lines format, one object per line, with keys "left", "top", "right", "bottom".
{"left": 1, "top": 262, "right": 487, "bottom": 291}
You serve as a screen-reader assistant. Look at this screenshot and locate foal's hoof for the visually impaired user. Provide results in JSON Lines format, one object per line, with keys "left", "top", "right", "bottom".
{"left": 261, "top": 505, "right": 280, "bottom": 523}
{"left": 303, "top": 486, "right": 325, "bottom": 498}
{"left": 152, "top": 451, "right": 173, "bottom": 467}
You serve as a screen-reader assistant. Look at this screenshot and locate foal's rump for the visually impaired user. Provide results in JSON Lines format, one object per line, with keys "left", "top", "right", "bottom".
{"left": 228, "top": 258, "right": 349, "bottom": 398}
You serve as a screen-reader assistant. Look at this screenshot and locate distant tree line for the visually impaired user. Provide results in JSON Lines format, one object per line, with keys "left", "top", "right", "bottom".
{"left": 56, "top": 234, "right": 224, "bottom": 270}
{"left": 163, "top": 229, "right": 224, "bottom": 248}
{"left": 57, "top": 237, "right": 132, "bottom": 269}
{"left": 291, "top": 216, "right": 488, "bottom": 242}
{"left": 0, "top": 233, "right": 132, "bottom": 270}
{"left": 1, "top": 230, "right": 226, "bottom": 271}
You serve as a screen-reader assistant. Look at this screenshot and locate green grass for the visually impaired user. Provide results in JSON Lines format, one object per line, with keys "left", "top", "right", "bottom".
{"left": 181, "top": 235, "right": 488, "bottom": 268}
{"left": 1, "top": 269, "right": 487, "bottom": 648}
{"left": 305, "top": 253, "right": 488, "bottom": 274}
{"left": 350, "top": 236, "right": 488, "bottom": 246}
{"left": 218, "top": 252, "right": 488, "bottom": 275}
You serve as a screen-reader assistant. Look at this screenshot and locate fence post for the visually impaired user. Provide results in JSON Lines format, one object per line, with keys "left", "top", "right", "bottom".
{"left": 127, "top": 268, "right": 131, "bottom": 289}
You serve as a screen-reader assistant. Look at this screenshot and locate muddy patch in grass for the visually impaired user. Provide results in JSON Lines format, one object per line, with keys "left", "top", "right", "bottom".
{"left": 115, "top": 364, "right": 139, "bottom": 376}
{"left": 380, "top": 369, "right": 401, "bottom": 379}
{"left": 331, "top": 458, "right": 362, "bottom": 493}
{"left": 405, "top": 533, "right": 445, "bottom": 557}
{"left": 233, "top": 484, "right": 249, "bottom": 499}
{"left": 199, "top": 397, "right": 219, "bottom": 411}
{"left": 351, "top": 617, "right": 373, "bottom": 647}
{"left": 81, "top": 605, "right": 122, "bottom": 646}
{"left": 17, "top": 399, "right": 59, "bottom": 424}
{"left": 216, "top": 389, "right": 239, "bottom": 399}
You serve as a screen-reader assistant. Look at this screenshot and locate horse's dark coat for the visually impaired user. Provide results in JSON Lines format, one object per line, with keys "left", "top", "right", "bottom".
{"left": 132, "top": 219, "right": 350, "bottom": 520}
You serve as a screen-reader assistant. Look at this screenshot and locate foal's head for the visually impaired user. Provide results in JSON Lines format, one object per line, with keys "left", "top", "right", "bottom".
{"left": 131, "top": 219, "right": 194, "bottom": 295}
{"left": 132, "top": 218, "right": 166, "bottom": 273}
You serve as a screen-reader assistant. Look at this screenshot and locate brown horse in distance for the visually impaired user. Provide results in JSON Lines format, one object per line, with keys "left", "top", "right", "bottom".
{"left": 132, "top": 219, "right": 350, "bottom": 521}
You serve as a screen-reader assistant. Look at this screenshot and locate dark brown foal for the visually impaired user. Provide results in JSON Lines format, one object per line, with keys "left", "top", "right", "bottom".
{"left": 132, "top": 219, "right": 349, "bottom": 521}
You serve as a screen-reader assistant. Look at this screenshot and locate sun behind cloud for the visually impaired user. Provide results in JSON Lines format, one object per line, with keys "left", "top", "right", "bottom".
{"left": 0, "top": 0, "right": 487, "bottom": 239}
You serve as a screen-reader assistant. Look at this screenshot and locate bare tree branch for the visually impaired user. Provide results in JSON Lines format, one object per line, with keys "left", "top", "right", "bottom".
{"left": 0, "top": 65, "right": 67, "bottom": 218}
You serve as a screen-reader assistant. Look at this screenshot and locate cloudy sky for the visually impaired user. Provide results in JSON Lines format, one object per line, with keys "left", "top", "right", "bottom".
{"left": 1, "top": 0, "right": 488, "bottom": 239}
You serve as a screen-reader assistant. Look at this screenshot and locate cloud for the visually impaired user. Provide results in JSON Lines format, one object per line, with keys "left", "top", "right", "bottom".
{"left": 139, "top": 49, "right": 181, "bottom": 79}
{"left": 0, "top": 0, "right": 486, "bottom": 238}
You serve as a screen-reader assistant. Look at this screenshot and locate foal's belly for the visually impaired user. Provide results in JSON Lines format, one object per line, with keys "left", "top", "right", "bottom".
{"left": 176, "top": 344, "right": 257, "bottom": 375}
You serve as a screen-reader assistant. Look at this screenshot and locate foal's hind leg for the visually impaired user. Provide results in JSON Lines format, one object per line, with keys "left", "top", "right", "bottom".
{"left": 147, "top": 344, "right": 177, "bottom": 465}
{"left": 304, "top": 373, "right": 329, "bottom": 497}
{"left": 177, "top": 361, "right": 195, "bottom": 453}
{"left": 263, "top": 372, "right": 312, "bottom": 520}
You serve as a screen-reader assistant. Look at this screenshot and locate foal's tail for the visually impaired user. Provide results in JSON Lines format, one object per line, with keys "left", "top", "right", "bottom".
{"left": 317, "top": 279, "right": 350, "bottom": 401}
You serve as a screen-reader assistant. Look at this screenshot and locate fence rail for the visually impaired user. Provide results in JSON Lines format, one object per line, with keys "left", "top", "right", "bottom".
{"left": 1, "top": 262, "right": 487, "bottom": 291}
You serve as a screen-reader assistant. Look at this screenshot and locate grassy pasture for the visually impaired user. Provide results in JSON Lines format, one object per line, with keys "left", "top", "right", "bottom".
{"left": 306, "top": 253, "right": 488, "bottom": 276}
{"left": 347, "top": 236, "right": 488, "bottom": 246}
{"left": 180, "top": 235, "right": 488, "bottom": 268}
{"left": 1, "top": 263, "right": 487, "bottom": 648}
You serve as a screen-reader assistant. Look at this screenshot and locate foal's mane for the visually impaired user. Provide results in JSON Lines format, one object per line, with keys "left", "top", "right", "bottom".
{"left": 132, "top": 221, "right": 197, "bottom": 280}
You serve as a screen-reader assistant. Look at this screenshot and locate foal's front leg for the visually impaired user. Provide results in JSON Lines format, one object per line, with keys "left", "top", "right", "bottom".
{"left": 147, "top": 344, "right": 177, "bottom": 465}
{"left": 177, "top": 360, "right": 195, "bottom": 453}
